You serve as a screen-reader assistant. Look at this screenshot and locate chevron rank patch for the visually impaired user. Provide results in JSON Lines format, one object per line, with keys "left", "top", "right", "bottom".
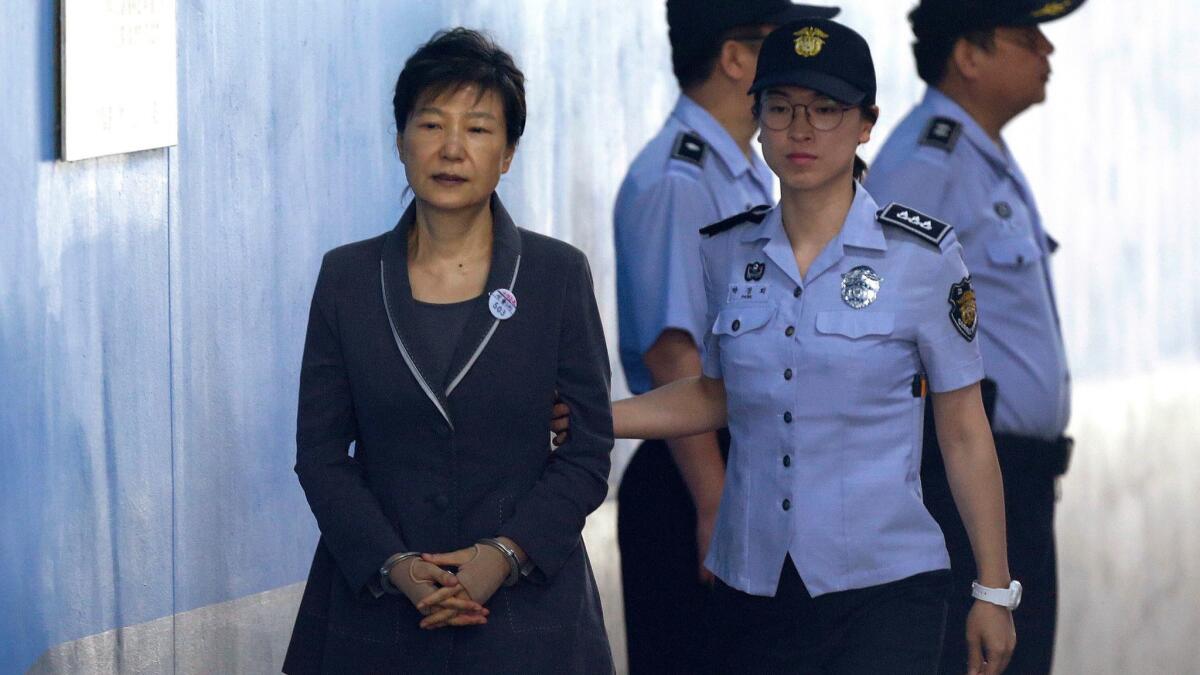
{"left": 671, "top": 131, "right": 707, "bottom": 167}
{"left": 700, "top": 205, "right": 772, "bottom": 237}
{"left": 920, "top": 116, "right": 962, "bottom": 152}
{"left": 877, "top": 203, "right": 952, "bottom": 247}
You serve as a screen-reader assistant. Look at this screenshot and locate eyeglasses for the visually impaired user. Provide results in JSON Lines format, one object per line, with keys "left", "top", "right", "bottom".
{"left": 759, "top": 97, "right": 855, "bottom": 132}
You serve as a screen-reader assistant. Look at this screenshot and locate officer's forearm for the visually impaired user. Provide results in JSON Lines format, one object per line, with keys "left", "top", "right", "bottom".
{"left": 932, "top": 383, "right": 1012, "bottom": 589}
{"left": 645, "top": 331, "right": 725, "bottom": 513}
{"left": 613, "top": 376, "right": 726, "bottom": 440}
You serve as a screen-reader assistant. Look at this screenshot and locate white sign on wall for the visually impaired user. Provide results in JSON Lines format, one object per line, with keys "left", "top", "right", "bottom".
{"left": 61, "top": 0, "right": 178, "bottom": 161}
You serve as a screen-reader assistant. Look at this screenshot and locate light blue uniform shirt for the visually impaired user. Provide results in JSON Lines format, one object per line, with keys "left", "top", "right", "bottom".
{"left": 615, "top": 94, "right": 774, "bottom": 394}
{"left": 699, "top": 185, "right": 983, "bottom": 597}
{"left": 866, "top": 88, "right": 1070, "bottom": 440}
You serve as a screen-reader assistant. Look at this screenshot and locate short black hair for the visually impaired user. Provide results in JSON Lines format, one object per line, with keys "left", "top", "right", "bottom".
{"left": 911, "top": 24, "right": 995, "bottom": 86}
{"left": 674, "top": 25, "right": 766, "bottom": 91}
{"left": 392, "top": 28, "right": 526, "bottom": 145}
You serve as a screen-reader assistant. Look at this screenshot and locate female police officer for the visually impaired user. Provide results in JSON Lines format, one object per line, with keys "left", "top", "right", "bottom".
{"left": 614, "top": 18, "right": 1017, "bottom": 674}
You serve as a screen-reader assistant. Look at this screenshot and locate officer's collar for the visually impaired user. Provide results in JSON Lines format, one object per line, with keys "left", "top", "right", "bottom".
{"left": 922, "top": 88, "right": 1016, "bottom": 172}
{"left": 741, "top": 182, "right": 886, "bottom": 252}
{"left": 672, "top": 94, "right": 767, "bottom": 182}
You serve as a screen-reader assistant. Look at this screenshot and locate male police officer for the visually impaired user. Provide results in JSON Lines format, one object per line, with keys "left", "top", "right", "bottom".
{"left": 866, "top": 1, "right": 1086, "bottom": 672}
{"left": 613, "top": 1, "right": 837, "bottom": 672}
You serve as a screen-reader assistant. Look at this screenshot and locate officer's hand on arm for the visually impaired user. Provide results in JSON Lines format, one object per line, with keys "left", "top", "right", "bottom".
{"left": 388, "top": 558, "right": 488, "bottom": 629}
{"left": 644, "top": 329, "right": 725, "bottom": 583}
{"left": 551, "top": 390, "right": 569, "bottom": 446}
{"left": 931, "top": 383, "right": 1016, "bottom": 674}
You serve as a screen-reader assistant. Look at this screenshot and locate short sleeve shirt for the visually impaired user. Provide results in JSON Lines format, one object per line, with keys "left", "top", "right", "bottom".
{"left": 699, "top": 185, "right": 983, "bottom": 597}
{"left": 866, "top": 88, "right": 1070, "bottom": 439}
{"left": 615, "top": 95, "right": 774, "bottom": 394}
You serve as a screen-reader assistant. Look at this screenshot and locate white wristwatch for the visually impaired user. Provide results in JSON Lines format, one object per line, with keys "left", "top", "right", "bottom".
{"left": 971, "top": 580, "right": 1023, "bottom": 610}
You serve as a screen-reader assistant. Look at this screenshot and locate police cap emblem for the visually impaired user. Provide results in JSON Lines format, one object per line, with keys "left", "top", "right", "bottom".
{"left": 948, "top": 277, "right": 978, "bottom": 341}
{"left": 793, "top": 27, "right": 829, "bottom": 57}
{"left": 745, "top": 261, "right": 766, "bottom": 282}
{"left": 840, "top": 266, "right": 882, "bottom": 309}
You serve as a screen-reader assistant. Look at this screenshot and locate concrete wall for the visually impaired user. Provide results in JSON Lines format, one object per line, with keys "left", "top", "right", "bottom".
{"left": 2, "top": 1, "right": 1197, "bottom": 673}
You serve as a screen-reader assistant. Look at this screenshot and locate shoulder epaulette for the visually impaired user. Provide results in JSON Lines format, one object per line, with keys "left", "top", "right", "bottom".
{"left": 671, "top": 131, "right": 708, "bottom": 167}
{"left": 699, "top": 205, "right": 772, "bottom": 237}
{"left": 919, "top": 116, "right": 962, "bottom": 152}
{"left": 877, "top": 203, "right": 952, "bottom": 247}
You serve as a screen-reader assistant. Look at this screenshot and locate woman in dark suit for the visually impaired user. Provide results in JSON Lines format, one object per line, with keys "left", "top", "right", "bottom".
{"left": 283, "top": 28, "right": 615, "bottom": 673}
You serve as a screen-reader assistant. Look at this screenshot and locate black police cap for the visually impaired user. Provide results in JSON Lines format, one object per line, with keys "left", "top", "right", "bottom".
{"left": 749, "top": 18, "right": 876, "bottom": 107}
{"left": 910, "top": 0, "right": 1088, "bottom": 40}
{"left": 667, "top": 0, "right": 840, "bottom": 73}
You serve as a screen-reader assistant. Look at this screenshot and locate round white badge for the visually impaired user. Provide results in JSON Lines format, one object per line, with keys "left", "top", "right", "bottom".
{"left": 489, "top": 288, "right": 518, "bottom": 320}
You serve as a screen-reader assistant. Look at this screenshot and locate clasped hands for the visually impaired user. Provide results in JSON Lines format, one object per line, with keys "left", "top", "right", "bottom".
{"left": 388, "top": 542, "right": 515, "bottom": 630}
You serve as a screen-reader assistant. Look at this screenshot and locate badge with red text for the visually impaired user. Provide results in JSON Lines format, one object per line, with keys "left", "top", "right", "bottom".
{"left": 489, "top": 288, "right": 517, "bottom": 320}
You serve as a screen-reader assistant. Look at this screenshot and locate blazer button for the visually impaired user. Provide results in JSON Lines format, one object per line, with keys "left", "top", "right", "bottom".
{"left": 783, "top": 411, "right": 793, "bottom": 424}
{"left": 782, "top": 498, "right": 791, "bottom": 511}
{"left": 784, "top": 368, "right": 793, "bottom": 381}
{"left": 785, "top": 326, "right": 795, "bottom": 337}
{"left": 793, "top": 287, "right": 803, "bottom": 298}
{"left": 732, "top": 319, "right": 741, "bottom": 332}
{"left": 783, "top": 455, "right": 792, "bottom": 467}
{"left": 433, "top": 494, "right": 450, "bottom": 511}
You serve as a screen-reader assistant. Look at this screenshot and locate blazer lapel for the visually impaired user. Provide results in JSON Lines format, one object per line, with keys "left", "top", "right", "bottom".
{"left": 379, "top": 203, "right": 455, "bottom": 429}
{"left": 444, "top": 194, "right": 523, "bottom": 396}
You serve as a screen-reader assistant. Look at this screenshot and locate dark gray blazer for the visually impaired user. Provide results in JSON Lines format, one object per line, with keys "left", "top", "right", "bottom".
{"left": 284, "top": 196, "right": 614, "bottom": 674}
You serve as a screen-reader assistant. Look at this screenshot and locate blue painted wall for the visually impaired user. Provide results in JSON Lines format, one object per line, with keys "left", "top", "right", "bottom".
{"left": 0, "top": 2, "right": 670, "bottom": 671}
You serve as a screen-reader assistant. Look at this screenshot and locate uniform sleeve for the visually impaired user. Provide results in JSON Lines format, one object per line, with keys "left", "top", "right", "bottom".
{"left": 294, "top": 253, "right": 407, "bottom": 598}
{"left": 497, "top": 251, "right": 613, "bottom": 582}
{"left": 616, "top": 172, "right": 721, "bottom": 353}
{"left": 700, "top": 239, "right": 724, "bottom": 379}
{"left": 916, "top": 239, "right": 985, "bottom": 393}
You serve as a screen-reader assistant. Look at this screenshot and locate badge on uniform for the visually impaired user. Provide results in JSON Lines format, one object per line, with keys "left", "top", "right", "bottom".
{"left": 745, "top": 261, "right": 766, "bottom": 282}
{"left": 920, "top": 116, "right": 962, "bottom": 153}
{"left": 840, "top": 266, "right": 881, "bottom": 309}
{"left": 948, "top": 277, "right": 977, "bottom": 341}
{"left": 489, "top": 288, "right": 518, "bottom": 320}
{"left": 671, "top": 131, "right": 707, "bottom": 167}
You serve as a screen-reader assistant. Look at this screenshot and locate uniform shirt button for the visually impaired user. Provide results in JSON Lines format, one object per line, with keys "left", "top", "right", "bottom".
{"left": 784, "top": 368, "right": 793, "bottom": 381}
{"left": 785, "top": 326, "right": 795, "bottom": 337}
{"left": 783, "top": 411, "right": 793, "bottom": 423}
{"left": 782, "top": 498, "right": 791, "bottom": 511}
{"left": 793, "top": 287, "right": 803, "bottom": 298}
{"left": 783, "top": 455, "right": 792, "bottom": 467}
{"left": 732, "top": 319, "right": 741, "bottom": 332}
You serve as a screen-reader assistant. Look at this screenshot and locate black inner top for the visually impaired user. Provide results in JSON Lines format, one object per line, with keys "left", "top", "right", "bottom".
{"left": 410, "top": 294, "right": 482, "bottom": 386}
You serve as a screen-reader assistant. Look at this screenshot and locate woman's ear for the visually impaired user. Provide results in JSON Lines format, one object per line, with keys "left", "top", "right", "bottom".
{"left": 500, "top": 143, "right": 517, "bottom": 174}
{"left": 859, "top": 106, "right": 879, "bottom": 144}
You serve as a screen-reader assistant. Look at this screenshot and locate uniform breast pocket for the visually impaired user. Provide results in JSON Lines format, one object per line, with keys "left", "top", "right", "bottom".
{"left": 711, "top": 303, "right": 778, "bottom": 401}
{"left": 812, "top": 311, "right": 898, "bottom": 411}
{"left": 986, "top": 237, "right": 1045, "bottom": 268}
{"left": 712, "top": 303, "right": 778, "bottom": 366}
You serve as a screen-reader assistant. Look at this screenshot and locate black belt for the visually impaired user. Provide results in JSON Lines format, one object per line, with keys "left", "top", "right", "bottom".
{"left": 993, "top": 433, "right": 1074, "bottom": 477}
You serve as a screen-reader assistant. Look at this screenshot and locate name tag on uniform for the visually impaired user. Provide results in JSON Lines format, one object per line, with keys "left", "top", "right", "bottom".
{"left": 728, "top": 283, "right": 769, "bottom": 303}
